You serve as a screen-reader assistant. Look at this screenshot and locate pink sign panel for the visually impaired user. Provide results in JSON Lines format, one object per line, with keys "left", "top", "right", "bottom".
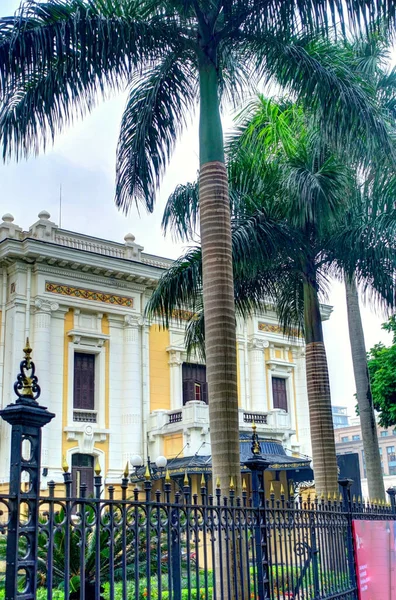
{"left": 352, "top": 519, "right": 396, "bottom": 600}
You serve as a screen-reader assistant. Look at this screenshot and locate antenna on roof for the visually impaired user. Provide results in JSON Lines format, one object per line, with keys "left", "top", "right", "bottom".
{"left": 59, "top": 184, "right": 62, "bottom": 228}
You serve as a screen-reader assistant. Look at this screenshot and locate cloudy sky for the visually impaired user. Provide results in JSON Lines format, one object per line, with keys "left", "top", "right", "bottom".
{"left": 0, "top": 0, "right": 393, "bottom": 416}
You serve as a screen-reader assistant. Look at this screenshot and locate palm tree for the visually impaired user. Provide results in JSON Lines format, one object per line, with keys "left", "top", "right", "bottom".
{"left": 1, "top": 1, "right": 396, "bottom": 496}
{"left": 342, "top": 39, "right": 396, "bottom": 502}
{"left": 343, "top": 166, "right": 396, "bottom": 500}
{"left": 149, "top": 96, "right": 396, "bottom": 495}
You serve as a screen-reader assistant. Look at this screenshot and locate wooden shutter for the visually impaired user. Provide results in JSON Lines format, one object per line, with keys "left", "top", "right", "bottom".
{"left": 272, "top": 377, "right": 288, "bottom": 411}
{"left": 202, "top": 382, "right": 208, "bottom": 404}
{"left": 182, "top": 380, "right": 195, "bottom": 405}
{"left": 182, "top": 363, "right": 208, "bottom": 404}
{"left": 74, "top": 353, "right": 95, "bottom": 410}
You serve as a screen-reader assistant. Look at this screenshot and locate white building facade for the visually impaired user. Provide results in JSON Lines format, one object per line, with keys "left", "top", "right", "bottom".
{"left": 0, "top": 211, "right": 324, "bottom": 491}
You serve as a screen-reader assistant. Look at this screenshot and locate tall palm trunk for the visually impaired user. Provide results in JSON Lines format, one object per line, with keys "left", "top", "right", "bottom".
{"left": 198, "top": 56, "right": 245, "bottom": 600}
{"left": 345, "top": 276, "right": 385, "bottom": 501}
{"left": 198, "top": 58, "right": 241, "bottom": 495}
{"left": 304, "top": 278, "right": 339, "bottom": 495}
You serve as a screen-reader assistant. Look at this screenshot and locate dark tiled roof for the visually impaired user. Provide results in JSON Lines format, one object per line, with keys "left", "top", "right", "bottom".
{"left": 164, "top": 435, "right": 311, "bottom": 477}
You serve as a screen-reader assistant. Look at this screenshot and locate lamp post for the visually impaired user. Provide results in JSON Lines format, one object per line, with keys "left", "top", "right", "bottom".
{"left": 0, "top": 340, "right": 55, "bottom": 600}
{"left": 130, "top": 454, "right": 168, "bottom": 482}
{"left": 244, "top": 423, "right": 271, "bottom": 600}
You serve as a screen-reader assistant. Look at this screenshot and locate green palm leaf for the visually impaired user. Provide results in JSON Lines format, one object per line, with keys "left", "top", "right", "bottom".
{"left": 115, "top": 49, "right": 197, "bottom": 212}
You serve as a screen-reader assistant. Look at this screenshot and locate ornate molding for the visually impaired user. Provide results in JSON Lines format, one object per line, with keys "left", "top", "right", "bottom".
{"left": 258, "top": 321, "right": 302, "bottom": 338}
{"left": 34, "top": 297, "right": 59, "bottom": 313}
{"left": 172, "top": 309, "right": 194, "bottom": 321}
{"left": 65, "top": 424, "right": 109, "bottom": 453}
{"left": 248, "top": 337, "right": 269, "bottom": 351}
{"left": 27, "top": 262, "right": 153, "bottom": 294}
{"left": 266, "top": 359, "right": 295, "bottom": 373}
{"left": 124, "top": 314, "right": 142, "bottom": 328}
{"left": 46, "top": 282, "right": 134, "bottom": 307}
{"left": 168, "top": 350, "right": 183, "bottom": 366}
{"left": 67, "top": 329, "right": 109, "bottom": 347}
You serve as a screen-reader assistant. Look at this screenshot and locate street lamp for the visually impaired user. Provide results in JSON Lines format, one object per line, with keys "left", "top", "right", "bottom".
{"left": 130, "top": 454, "right": 168, "bottom": 481}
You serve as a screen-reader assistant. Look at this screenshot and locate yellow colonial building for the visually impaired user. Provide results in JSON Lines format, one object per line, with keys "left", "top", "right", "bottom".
{"left": 0, "top": 211, "right": 327, "bottom": 493}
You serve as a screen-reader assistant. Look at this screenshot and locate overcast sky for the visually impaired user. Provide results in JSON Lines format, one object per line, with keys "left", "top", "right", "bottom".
{"left": 0, "top": 0, "right": 393, "bottom": 416}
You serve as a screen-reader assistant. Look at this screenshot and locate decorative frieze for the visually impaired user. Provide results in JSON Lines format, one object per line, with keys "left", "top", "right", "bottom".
{"left": 258, "top": 322, "right": 302, "bottom": 337}
{"left": 45, "top": 282, "right": 134, "bottom": 307}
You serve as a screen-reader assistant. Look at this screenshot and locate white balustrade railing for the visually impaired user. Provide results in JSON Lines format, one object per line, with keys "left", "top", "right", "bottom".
{"left": 54, "top": 233, "right": 125, "bottom": 258}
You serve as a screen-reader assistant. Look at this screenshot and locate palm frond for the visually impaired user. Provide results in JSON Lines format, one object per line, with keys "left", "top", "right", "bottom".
{"left": 0, "top": 63, "right": 99, "bottom": 160}
{"left": 283, "top": 151, "right": 353, "bottom": 234}
{"left": 115, "top": 50, "right": 197, "bottom": 212}
{"left": 243, "top": 0, "right": 396, "bottom": 40}
{"left": 254, "top": 33, "right": 396, "bottom": 168}
{"left": 326, "top": 208, "right": 396, "bottom": 310}
{"left": 184, "top": 307, "right": 206, "bottom": 361}
{"left": 0, "top": 0, "right": 181, "bottom": 159}
{"left": 161, "top": 180, "right": 199, "bottom": 241}
{"left": 145, "top": 246, "right": 203, "bottom": 327}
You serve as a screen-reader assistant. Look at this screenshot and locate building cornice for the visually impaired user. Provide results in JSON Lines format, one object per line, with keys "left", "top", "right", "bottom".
{"left": 0, "top": 237, "right": 167, "bottom": 285}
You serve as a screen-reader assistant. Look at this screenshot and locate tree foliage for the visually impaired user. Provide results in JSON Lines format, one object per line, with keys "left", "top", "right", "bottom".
{"left": 149, "top": 90, "right": 396, "bottom": 351}
{"left": 367, "top": 315, "right": 396, "bottom": 428}
{"left": 1, "top": 1, "right": 396, "bottom": 210}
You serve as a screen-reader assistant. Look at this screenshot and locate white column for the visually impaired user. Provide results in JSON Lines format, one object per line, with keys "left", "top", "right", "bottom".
{"left": 33, "top": 298, "right": 59, "bottom": 471}
{"left": 122, "top": 315, "right": 142, "bottom": 464}
{"left": 142, "top": 320, "right": 150, "bottom": 462}
{"left": 0, "top": 300, "right": 25, "bottom": 481}
{"left": 168, "top": 349, "right": 183, "bottom": 410}
{"left": 106, "top": 314, "right": 124, "bottom": 477}
{"left": 48, "top": 308, "right": 67, "bottom": 478}
{"left": 248, "top": 338, "right": 268, "bottom": 412}
{"left": 292, "top": 346, "right": 312, "bottom": 456}
{"left": 237, "top": 336, "right": 247, "bottom": 410}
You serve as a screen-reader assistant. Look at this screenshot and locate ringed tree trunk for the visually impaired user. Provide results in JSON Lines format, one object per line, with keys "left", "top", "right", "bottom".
{"left": 345, "top": 275, "right": 385, "bottom": 501}
{"left": 198, "top": 57, "right": 241, "bottom": 496}
{"left": 198, "top": 54, "right": 247, "bottom": 600}
{"left": 304, "top": 277, "right": 339, "bottom": 495}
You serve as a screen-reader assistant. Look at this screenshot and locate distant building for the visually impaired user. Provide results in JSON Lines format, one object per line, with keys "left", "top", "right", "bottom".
{"left": 335, "top": 420, "right": 396, "bottom": 498}
{"left": 332, "top": 405, "right": 349, "bottom": 429}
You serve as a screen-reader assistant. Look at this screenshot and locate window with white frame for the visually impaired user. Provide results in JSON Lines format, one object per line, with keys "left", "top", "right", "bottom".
{"left": 272, "top": 377, "right": 288, "bottom": 412}
{"left": 73, "top": 352, "right": 97, "bottom": 423}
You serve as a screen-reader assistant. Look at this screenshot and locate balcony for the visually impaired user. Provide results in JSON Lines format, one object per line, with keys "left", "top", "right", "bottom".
{"left": 147, "top": 404, "right": 293, "bottom": 446}
{"left": 73, "top": 409, "right": 97, "bottom": 423}
{"left": 239, "top": 408, "right": 291, "bottom": 432}
{"left": 148, "top": 402, "right": 209, "bottom": 432}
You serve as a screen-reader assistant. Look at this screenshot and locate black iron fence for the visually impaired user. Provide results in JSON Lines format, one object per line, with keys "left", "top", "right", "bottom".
{"left": 0, "top": 476, "right": 395, "bottom": 600}
{"left": 0, "top": 344, "right": 396, "bottom": 600}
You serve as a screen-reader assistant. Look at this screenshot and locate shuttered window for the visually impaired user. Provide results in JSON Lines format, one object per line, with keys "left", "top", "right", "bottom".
{"left": 74, "top": 353, "right": 95, "bottom": 410}
{"left": 182, "top": 363, "right": 208, "bottom": 405}
{"left": 72, "top": 453, "right": 94, "bottom": 497}
{"left": 272, "top": 377, "right": 288, "bottom": 412}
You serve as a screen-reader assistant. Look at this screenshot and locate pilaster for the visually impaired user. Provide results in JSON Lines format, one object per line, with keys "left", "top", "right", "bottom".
{"left": 291, "top": 345, "right": 311, "bottom": 456}
{"left": 237, "top": 335, "right": 248, "bottom": 409}
{"left": 32, "top": 297, "right": 59, "bottom": 474}
{"left": 141, "top": 317, "right": 150, "bottom": 462}
{"left": 167, "top": 347, "right": 183, "bottom": 410}
{"left": 248, "top": 338, "right": 268, "bottom": 412}
{"left": 122, "top": 315, "right": 143, "bottom": 466}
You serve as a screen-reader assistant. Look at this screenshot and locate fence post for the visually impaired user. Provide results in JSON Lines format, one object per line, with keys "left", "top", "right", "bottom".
{"left": 0, "top": 341, "right": 55, "bottom": 600}
{"left": 309, "top": 505, "right": 320, "bottom": 599}
{"left": 339, "top": 478, "right": 357, "bottom": 592}
{"left": 244, "top": 423, "right": 271, "bottom": 600}
{"left": 171, "top": 490, "right": 182, "bottom": 600}
{"left": 386, "top": 487, "right": 396, "bottom": 514}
